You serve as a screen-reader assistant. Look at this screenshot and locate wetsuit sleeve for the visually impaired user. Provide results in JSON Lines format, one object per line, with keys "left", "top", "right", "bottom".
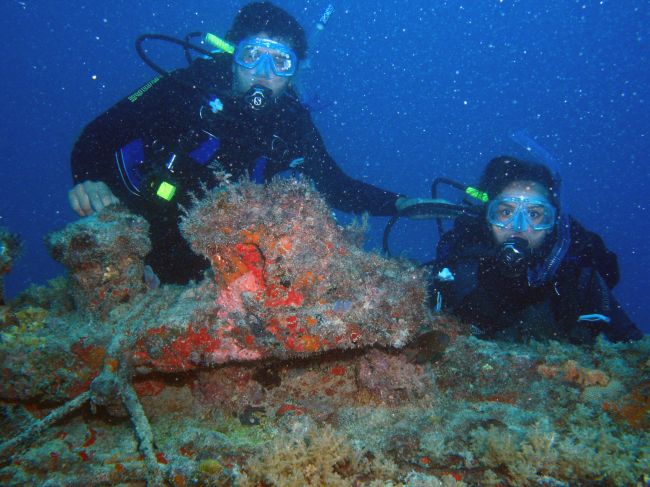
{"left": 572, "top": 267, "right": 644, "bottom": 342}
{"left": 70, "top": 66, "right": 206, "bottom": 196}
{"left": 295, "top": 110, "right": 402, "bottom": 216}
{"left": 430, "top": 217, "right": 490, "bottom": 313}
{"left": 569, "top": 219, "right": 620, "bottom": 288}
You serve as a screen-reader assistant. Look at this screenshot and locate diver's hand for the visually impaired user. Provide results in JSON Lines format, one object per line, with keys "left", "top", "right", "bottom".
{"left": 68, "top": 181, "right": 120, "bottom": 217}
{"left": 395, "top": 197, "right": 454, "bottom": 219}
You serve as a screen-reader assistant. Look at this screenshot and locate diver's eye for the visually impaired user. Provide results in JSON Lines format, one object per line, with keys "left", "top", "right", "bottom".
{"left": 498, "top": 207, "right": 513, "bottom": 220}
{"left": 272, "top": 53, "right": 292, "bottom": 71}
{"left": 527, "top": 207, "right": 545, "bottom": 223}
{"left": 242, "top": 47, "right": 261, "bottom": 63}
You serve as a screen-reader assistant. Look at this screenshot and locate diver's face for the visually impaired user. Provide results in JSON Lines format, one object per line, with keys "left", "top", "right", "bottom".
{"left": 490, "top": 181, "right": 554, "bottom": 250}
{"left": 232, "top": 33, "right": 294, "bottom": 99}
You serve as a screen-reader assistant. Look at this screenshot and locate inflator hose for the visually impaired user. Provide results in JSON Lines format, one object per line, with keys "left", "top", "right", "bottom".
{"left": 382, "top": 202, "right": 480, "bottom": 257}
{"left": 135, "top": 33, "right": 218, "bottom": 78}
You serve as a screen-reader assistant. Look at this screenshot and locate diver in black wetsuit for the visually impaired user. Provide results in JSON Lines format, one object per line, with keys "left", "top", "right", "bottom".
{"left": 68, "top": 2, "right": 431, "bottom": 284}
{"left": 430, "top": 156, "right": 643, "bottom": 344}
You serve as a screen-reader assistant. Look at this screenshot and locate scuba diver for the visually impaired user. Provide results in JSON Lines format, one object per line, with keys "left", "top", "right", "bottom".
{"left": 429, "top": 156, "right": 643, "bottom": 344}
{"left": 68, "top": 1, "right": 437, "bottom": 284}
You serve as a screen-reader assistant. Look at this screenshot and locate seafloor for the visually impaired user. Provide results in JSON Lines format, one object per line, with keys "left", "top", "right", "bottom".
{"left": 0, "top": 179, "right": 648, "bottom": 486}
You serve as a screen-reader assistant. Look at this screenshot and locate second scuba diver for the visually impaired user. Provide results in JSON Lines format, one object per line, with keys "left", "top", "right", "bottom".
{"left": 68, "top": 1, "right": 434, "bottom": 284}
{"left": 430, "top": 156, "right": 643, "bottom": 344}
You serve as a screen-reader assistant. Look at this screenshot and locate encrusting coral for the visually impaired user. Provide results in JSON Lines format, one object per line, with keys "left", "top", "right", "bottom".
{"left": 0, "top": 178, "right": 647, "bottom": 486}
{"left": 536, "top": 359, "right": 610, "bottom": 387}
{"left": 180, "top": 177, "right": 432, "bottom": 355}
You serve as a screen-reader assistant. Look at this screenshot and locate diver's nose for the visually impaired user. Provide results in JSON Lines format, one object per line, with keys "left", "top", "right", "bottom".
{"left": 253, "top": 55, "right": 272, "bottom": 79}
{"left": 511, "top": 211, "right": 529, "bottom": 233}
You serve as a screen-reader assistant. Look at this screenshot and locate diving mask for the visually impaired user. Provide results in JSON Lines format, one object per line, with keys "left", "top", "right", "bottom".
{"left": 234, "top": 37, "right": 298, "bottom": 77}
{"left": 487, "top": 196, "right": 557, "bottom": 232}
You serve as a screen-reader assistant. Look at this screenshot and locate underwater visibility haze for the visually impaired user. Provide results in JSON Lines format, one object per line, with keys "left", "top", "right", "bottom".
{"left": 1, "top": 0, "right": 649, "bottom": 332}
{"left": 0, "top": 1, "right": 649, "bottom": 485}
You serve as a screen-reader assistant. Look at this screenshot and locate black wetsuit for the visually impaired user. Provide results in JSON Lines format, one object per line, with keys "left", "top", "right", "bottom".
{"left": 71, "top": 56, "right": 401, "bottom": 283}
{"left": 431, "top": 215, "right": 643, "bottom": 343}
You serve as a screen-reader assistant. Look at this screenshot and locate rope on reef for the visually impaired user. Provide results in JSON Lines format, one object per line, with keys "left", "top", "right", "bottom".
{"left": 0, "top": 390, "right": 91, "bottom": 462}
{"left": 0, "top": 292, "right": 170, "bottom": 478}
{"left": 0, "top": 370, "right": 168, "bottom": 485}
{"left": 121, "top": 381, "right": 167, "bottom": 487}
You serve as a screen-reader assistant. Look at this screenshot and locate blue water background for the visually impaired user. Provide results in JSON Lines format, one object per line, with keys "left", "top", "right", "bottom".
{"left": 1, "top": 1, "right": 648, "bottom": 333}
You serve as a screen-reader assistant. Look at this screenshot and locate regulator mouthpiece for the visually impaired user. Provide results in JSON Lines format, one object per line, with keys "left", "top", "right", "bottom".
{"left": 244, "top": 84, "right": 272, "bottom": 111}
{"left": 497, "top": 236, "right": 530, "bottom": 277}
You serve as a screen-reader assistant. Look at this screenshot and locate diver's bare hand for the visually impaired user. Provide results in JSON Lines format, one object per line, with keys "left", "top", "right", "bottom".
{"left": 68, "top": 181, "right": 120, "bottom": 217}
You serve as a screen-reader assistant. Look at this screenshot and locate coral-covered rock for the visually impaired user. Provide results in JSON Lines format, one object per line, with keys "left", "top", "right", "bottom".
{"left": 2, "top": 180, "right": 449, "bottom": 403}
{"left": 0, "top": 179, "right": 648, "bottom": 487}
{"left": 0, "top": 228, "right": 21, "bottom": 306}
{"left": 171, "top": 178, "right": 436, "bottom": 363}
{"left": 46, "top": 205, "right": 151, "bottom": 318}
{"left": 537, "top": 359, "right": 610, "bottom": 387}
{"left": 357, "top": 348, "right": 430, "bottom": 401}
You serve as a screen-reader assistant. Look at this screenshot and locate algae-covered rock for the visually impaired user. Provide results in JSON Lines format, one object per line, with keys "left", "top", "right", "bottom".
{"left": 0, "top": 228, "right": 21, "bottom": 306}
{"left": 0, "top": 181, "right": 647, "bottom": 487}
{"left": 46, "top": 205, "right": 150, "bottom": 318}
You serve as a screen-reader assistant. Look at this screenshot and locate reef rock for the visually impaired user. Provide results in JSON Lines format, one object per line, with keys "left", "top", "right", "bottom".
{"left": 171, "top": 177, "right": 433, "bottom": 364}
{"left": 0, "top": 179, "right": 647, "bottom": 487}
{"left": 1, "top": 179, "right": 442, "bottom": 404}
{"left": 0, "top": 228, "right": 21, "bottom": 306}
{"left": 46, "top": 205, "right": 150, "bottom": 318}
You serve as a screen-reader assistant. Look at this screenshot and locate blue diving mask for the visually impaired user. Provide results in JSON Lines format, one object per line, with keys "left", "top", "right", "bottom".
{"left": 487, "top": 196, "right": 557, "bottom": 232}
{"left": 234, "top": 37, "right": 298, "bottom": 77}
